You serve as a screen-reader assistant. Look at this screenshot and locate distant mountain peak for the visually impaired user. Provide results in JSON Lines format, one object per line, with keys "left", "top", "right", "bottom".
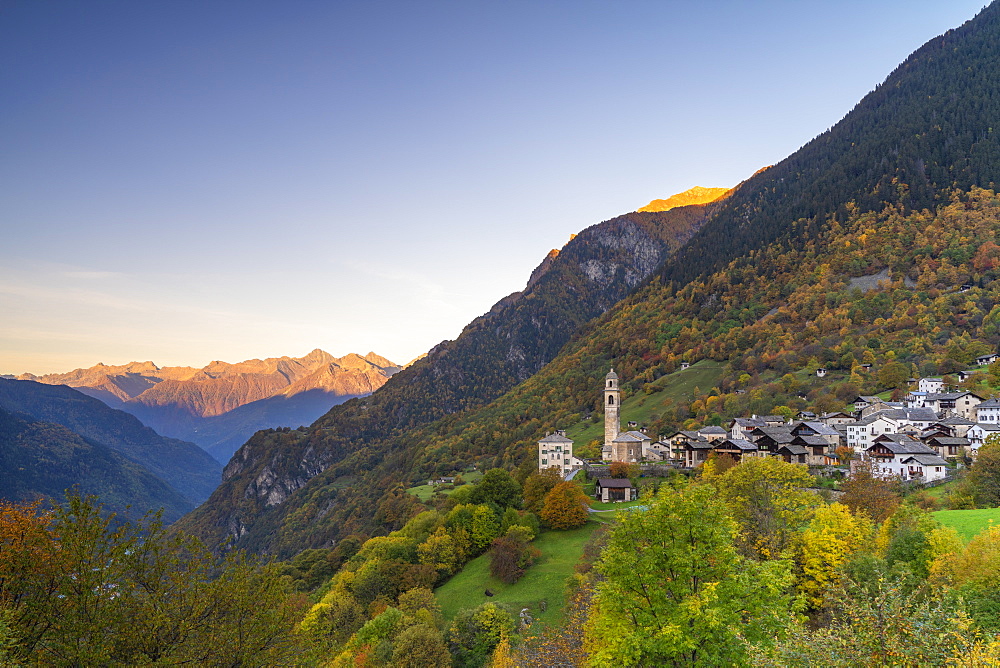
{"left": 638, "top": 186, "right": 731, "bottom": 213}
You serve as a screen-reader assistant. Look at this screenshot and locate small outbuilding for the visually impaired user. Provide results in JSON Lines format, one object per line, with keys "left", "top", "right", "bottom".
{"left": 595, "top": 478, "right": 636, "bottom": 503}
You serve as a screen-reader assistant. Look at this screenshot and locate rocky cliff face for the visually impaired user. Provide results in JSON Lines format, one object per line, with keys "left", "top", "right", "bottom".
{"left": 176, "top": 199, "right": 723, "bottom": 555}
{"left": 638, "top": 186, "right": 731, "bottom": 213}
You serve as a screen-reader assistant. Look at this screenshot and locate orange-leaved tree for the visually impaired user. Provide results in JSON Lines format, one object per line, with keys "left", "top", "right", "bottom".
{"left": 540, "top": 482, "right": 591, "bottom": 530}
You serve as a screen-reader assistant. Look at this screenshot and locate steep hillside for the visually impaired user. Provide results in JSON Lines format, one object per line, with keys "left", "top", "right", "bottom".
{"left": 21, "top": 350, "right": 400, "bottom": 463}
{"left": 662, "top": 2, "right": 1000, "bottom": 288}
{"left": 176, "top": 204, "right": 717, "bottom": 552}
{"left": 0, "top": 379, "right": 220, "bottom": 504}
{"left": 175, "top": 4, "right": 1000, "bottom": 557}
{"left": 0, "top": 406, "right": 194, "bottom": 522}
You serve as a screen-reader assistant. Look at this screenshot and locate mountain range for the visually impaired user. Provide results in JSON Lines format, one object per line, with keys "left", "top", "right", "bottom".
{"left": 19, "top": 350, "right": 400, "bottom": 463}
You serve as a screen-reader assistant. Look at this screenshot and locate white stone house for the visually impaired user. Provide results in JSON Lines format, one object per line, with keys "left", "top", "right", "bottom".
{"left": 538, "top": 431, "right": 576, "bottom": 476}
{"left": 967, "top": 423, "right": 1000, "bottom": 453}
{"left": 845, "top": 414, "right": 900, "bottom": 450}
{"left": 977, "top": 398, "right": 1000, "bottom": 424}
{"left": 918, "top": 377, "right": 944, "bottom": 393}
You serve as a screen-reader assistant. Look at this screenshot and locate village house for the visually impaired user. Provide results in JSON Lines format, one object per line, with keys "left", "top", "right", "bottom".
{"left": 936, "top": 415, "right": 977, "bottom": 438}
{"left": 967, "top": 423, "right": 1000, "bottom": 453}
{"left": 748, "top": 425, "right": 795, "bottom": 455}
{"left": 918, "top": 377, "right": 945, "bottom": 393}
{"left": 774, "top": 444, "right": 809, "bottom": 464}
{"left": 976, "top": 397, "right": 1000, "bottom": 423}
{"left": 793, "top": 421, "right": 842, "bottom": 448}
{"left": 863, "top": 434, "right": 948, "bottom": 482}
{"left": 924, "top": 435, "right": 970, "bottom": 460}
{"left": 712, "top": 438, "right": 759, "bottom": 462}
{"left": 820, "top": 411, "right": 855, "bottom": 426}
{"left": 791, "top": 434, "right": 835, "bottom": 465}
{"left": 537, "top": 430, "right": 582, "bottom": 477}
{"left": 729, "top": 417, "right": 768, "bottom": 440}
{"left": 908, "top": 392, "right": 982, "bottom": 420}
{"left": 977, "top": 353, "right": 999, "bottom": 366}
{"left": 852, "top": 395, "right": 883, "bottom": 413}
{"left": 595, "top": 478, "right": 636, "bottom": 503}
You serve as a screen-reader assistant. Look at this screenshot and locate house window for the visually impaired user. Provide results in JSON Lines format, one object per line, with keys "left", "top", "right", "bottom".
{"left": 541, "top": 459, "right": 547, "bottom": 465}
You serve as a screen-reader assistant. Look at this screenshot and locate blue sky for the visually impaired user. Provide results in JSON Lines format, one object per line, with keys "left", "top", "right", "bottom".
{"left": 0, "top": 1, "right": 989, "bottom": 374}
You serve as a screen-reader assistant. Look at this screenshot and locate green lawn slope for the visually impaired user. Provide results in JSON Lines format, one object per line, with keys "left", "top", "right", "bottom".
{"left": 932, "top": 507, "right": 1000, "bottom": 541}
{"left": 434, "top": 520, "right": 601, "bottom": 628}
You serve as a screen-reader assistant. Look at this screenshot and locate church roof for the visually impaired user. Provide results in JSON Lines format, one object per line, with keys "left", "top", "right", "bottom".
{"left": 622, "top": 430, "right": 651, "bottom": 440}
{"left": 605, "top": 368, "right": 618, "bottom": 380}
{"left": 612, "top": 432, "right": 645, "bottom": 443}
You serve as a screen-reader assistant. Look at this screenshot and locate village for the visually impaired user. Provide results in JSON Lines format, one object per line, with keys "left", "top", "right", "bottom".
{"left": 538, "top": 368, "right": 1000, "bottom": 502}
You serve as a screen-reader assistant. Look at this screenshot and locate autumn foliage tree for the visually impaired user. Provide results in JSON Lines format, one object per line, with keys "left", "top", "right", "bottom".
{"left": 540, "top": 482, "right": 591, "bottom": 530}
{"left": 522, "top": 468, "right": 562, "bottom": 513}
{"left": 841, "top": 458, "right": 902, "bottom": 524}
{"left": 489, "top": 526, "right": 539, "bottom": 584}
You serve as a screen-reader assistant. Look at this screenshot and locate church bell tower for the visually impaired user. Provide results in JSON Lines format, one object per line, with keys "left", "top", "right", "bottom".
{"left": 604, "top": 368, "right": 620, "bottom": 448}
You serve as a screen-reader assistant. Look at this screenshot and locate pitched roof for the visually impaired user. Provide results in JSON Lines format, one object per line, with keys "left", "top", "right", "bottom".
{"left": 612, "top": 432, "right": 645, "bottom": 443}
{"left": 698, "top": 426, "right": 728, "bottom": 435}
{"left": 797, "top": 421, "right": 841, "bottom": 436}
{"left": 752, "top": 427, "right": 795, "bottom": 443}
{"left": 719, "top": 438, "right": 757, "bottom": 451}
{"left": 597, "top": 478, "right": 632, "bottom": 488}
{"left": 926, "top": 436, "right": 969, "bottom": 446}
{"left": 938, "top": 415, "right": 977, "bottom": 424}
{"left": 925, "top": 391, "right": 983, "bottom": 401}
{"left": 539, "top": 433, "right": 573, "bottom": 443}
{"left": 794, "top": 434, "right": 829, "bottom": 447}
{"left": 901, "top": 454, "right": 948, "bottom": 466}
{"left": 731, "top": 417, "right": 767, "bottom": 428}
{"left": 775, "top": 444, "right": 809, "bottom": 455}
{"left": 622, "top": 430, "right": 651, "bottom": 440}
{"left": 978, "top": 398, "right": 1000, "bottom": 408}
{"left": 868, "top": 439, "right": 937, "bottom": 455}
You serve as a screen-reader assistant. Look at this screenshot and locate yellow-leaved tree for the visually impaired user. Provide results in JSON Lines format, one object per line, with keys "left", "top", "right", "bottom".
{"left": 795, "top": 502, "right": 872, "bottom": 609}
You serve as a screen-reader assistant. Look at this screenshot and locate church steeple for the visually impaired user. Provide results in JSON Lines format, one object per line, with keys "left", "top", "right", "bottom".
{"left": 604, "top": 368, "right": 620, "bottom": 450}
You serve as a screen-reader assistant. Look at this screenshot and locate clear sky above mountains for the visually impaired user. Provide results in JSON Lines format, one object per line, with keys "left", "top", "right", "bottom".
{"left": 0, "top": 1, "right": 988, "bottom": 374}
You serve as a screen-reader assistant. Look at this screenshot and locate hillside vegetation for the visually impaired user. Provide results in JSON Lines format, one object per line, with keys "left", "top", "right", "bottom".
{"left": 175, "top": 4, "right": 1000, "bottom": 562}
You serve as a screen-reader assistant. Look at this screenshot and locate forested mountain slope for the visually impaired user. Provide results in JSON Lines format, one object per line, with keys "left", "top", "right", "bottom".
{"left": 0, "top": 379, "right": 220, "bottom": 504}
{"left": 0, "top": 406, "right": 194, "bottom": 522}
{"left": 179, "top": 4, "right": 1000, "bottom": 557}
{"left": 176, "top": 204, "right": 721, "bottom": 552}
{"left": 662, "top": 2, "right": 1000, "bottom": 288}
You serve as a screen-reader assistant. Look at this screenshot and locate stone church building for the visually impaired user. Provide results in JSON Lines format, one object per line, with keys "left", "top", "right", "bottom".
{"left": 538, "top": 368, "right": 654, "bottom": 472}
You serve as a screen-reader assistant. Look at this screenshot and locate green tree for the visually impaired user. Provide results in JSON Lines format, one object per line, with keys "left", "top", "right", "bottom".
{"left": 447, "top": 602, "right": 515, "bottom": 668}
{"left": 470, "top": 505, "right": 501, "bottom": 553}
{"left": 539, "top": 481, "right": 591, "bottom": 530}
{"left": 585, "top": 481, "right": 797, "bottom": 666}
{"left": 391, "top": 623, "right": 451, "bottom": 667}
{"left": 967, "top": 434, "right": 1000, "bottom": 506}
{"left": 877, "top": 361, "right": 911, "bottom": 391}
{"left": 755, "top": 564, "right": 974, "bottom": 667}
{"left": 715, "top": 457, "right": 820, "bottom": 559}
{"left": 468, "top": 468, "right": 522, "bottom": 509}
{"left": 0, "top": 494, "right": 303, "bottom": 666}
